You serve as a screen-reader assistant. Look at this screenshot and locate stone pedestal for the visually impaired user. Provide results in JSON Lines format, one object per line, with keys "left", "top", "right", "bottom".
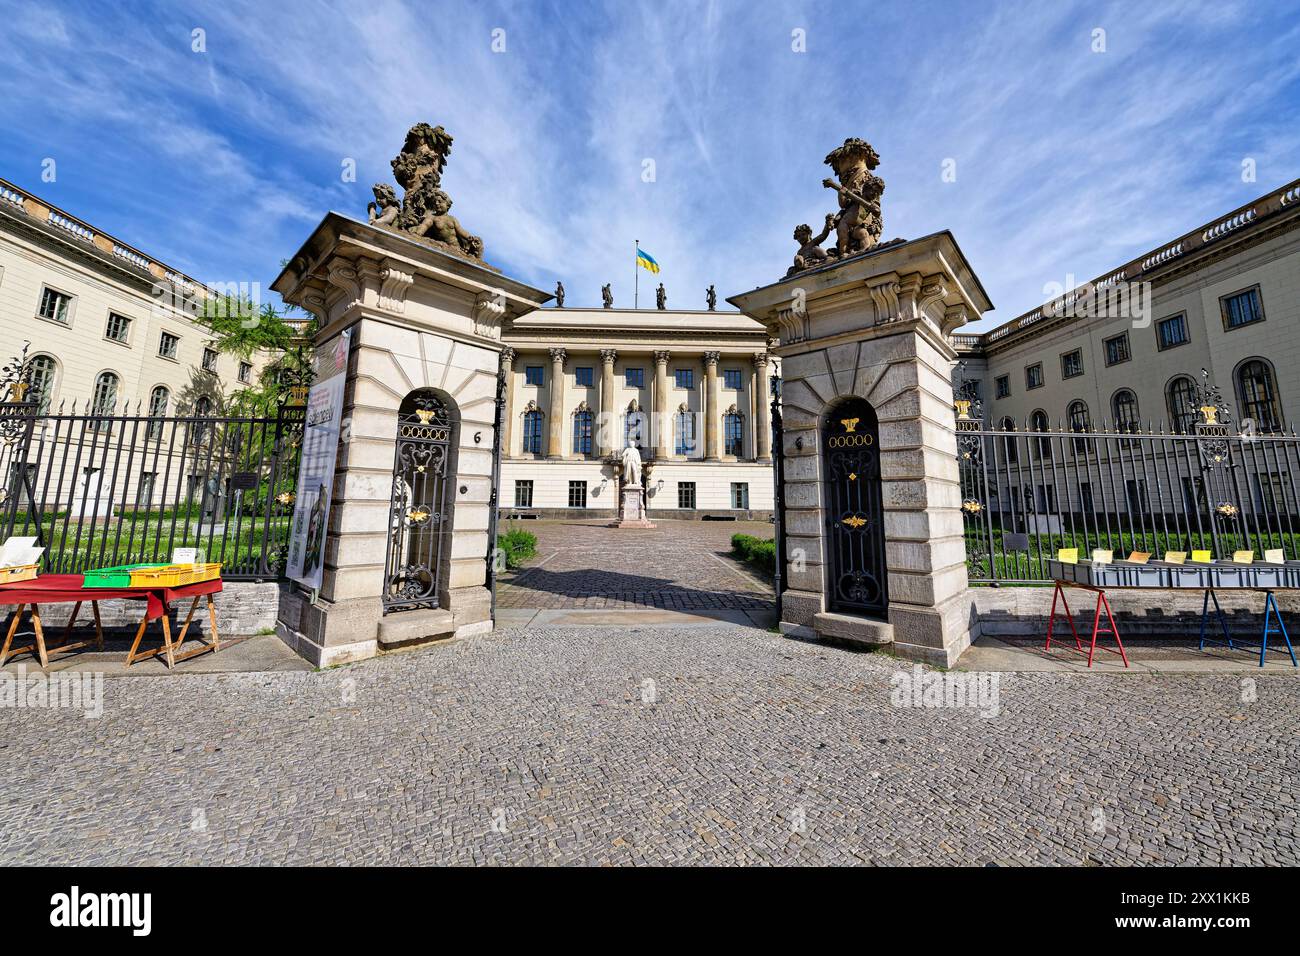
{"left": 270, "top": 213, "right": 548, "bottom": 666}
{"left": 731, "top": 232, "right": 992, "bottom": 667}
{"left": 611, "top": 484, "right": 655, "bottom": 528}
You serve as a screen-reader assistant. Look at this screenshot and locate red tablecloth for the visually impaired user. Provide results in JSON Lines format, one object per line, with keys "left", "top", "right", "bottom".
{"left": 0, "top": 575, "right": 222, "bottom": 620}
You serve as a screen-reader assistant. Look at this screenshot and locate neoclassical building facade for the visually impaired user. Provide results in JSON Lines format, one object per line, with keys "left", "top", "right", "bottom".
{"left": 499, "top": 307, "right": 779, "bottom": 517}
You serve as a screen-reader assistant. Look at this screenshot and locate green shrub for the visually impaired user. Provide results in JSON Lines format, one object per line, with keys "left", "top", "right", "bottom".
{"left": 499, "top": 528, "right": 538, "bottom": 569}
{"left": 731, "top": 533, "right": 776, "bottom": 576}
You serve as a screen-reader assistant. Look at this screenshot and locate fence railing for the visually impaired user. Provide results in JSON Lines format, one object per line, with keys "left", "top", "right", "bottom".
{"left": 955, "top": 421, "right": 1300, "bottom": 584}
{"left": 0, "top": 399, "right": 305, "bottom": 580}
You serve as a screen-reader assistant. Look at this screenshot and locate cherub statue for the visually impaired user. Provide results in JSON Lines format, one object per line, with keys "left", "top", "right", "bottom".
{"left": 655, "top": 283, "right": 666, "bottom": 310}
{"left": 788, "top": 214, "right": 836, "bottom": 275}
{"left": 602, "top": 283, "right": 613, "bottom": 309}
{"left": 411, "top": 188, "right": 482, "bottom": 258}
{"left": 367, "top": 183, "right": 400, "bottom": 227}
{"left": 822, "top": 137, "right": 884, "bottom": 258}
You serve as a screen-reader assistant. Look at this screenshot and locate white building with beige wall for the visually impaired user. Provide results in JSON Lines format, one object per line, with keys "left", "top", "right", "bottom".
{"left": 499, "top": 307, "right": 779, "bottom": 518}
{"left": 0, "top": 177, "right": 276, "bottom": 415}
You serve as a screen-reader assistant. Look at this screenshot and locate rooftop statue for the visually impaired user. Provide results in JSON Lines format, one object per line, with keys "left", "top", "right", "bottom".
{"left": 656, "top": 283, "right": 666, "bottom": 310}
{"left": 367, "top": 122, "right": 486, "bottom": 264}
{"left": 785, "top": 137, "right": 886, "bottom": 278}
{"left": 602, "top": 283, "right": 613, "bottom": 309}
{"left": 555, "top": 282, "right": 565, "bottom": 307}
{"left": 706, "top": 285, "right": 717, "bottom": 311}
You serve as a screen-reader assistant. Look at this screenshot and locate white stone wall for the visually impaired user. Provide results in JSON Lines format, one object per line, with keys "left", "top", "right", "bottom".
{"left": 500, "top": 459, "right": 775, "bottom": 512}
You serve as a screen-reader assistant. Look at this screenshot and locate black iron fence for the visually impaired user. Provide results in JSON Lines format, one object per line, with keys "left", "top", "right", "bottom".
{"left": 956, "top": 418, "right": 1300, "bottom": 584}
{"left": 0, "top": 397, "right": 305, "bottom": 580}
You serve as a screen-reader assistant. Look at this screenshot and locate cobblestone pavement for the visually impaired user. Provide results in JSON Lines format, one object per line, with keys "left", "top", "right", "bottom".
{"left": 497, "top": 519, "right": 775, "bottom": 610}
{"left": 3, "top": 621, "right": 1297, "bottom": 865}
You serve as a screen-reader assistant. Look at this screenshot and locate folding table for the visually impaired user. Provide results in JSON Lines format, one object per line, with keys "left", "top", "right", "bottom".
{"left": 0, "top": 575, "right": 223, "bottom": 669}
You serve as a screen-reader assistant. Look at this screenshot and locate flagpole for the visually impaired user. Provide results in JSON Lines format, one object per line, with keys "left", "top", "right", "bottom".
{"left": 634, "top": 239, "right": 639, "bottom": 310}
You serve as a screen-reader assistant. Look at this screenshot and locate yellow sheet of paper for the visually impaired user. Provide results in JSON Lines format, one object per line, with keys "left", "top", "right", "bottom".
{"left": 1232, "top": 550, "right": 1254, "bottom": 564}
{"left": 1127, "top": 551, "right": 1151, "bottom": 564}
{"left": 1092, "top": 549, "right": 1113, "bottom": 564}
{"left": 1165, "top": 551, "right": 1186, "bottom": 564}
{"left": 1265, "top": 548, "right": 1284, "bottom": 564}
{"left": 1058, "top": 548, "right": 1078, "bottom": 564}
{"left": 1191, "top": 550, "right": 1212, "bottom": 563}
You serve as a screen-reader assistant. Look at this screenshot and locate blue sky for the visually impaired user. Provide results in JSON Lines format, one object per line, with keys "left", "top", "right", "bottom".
{"left": 1, "top": 0, "right": 1297, "bottom": 329}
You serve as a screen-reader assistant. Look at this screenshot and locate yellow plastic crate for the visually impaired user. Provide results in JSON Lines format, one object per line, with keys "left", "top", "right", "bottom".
{"left": 126, "top": 562, "right": 222, "bottom": 588}
{"left": 0, "top": 563, "right": 38, "bottom": 585}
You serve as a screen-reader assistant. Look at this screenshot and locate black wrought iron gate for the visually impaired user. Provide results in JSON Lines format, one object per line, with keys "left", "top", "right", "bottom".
{"left": 383, "top": 391, "right": 454, "bottom": 612}
{"left": 823, "top": 398, "right": 888, "bottom": 617}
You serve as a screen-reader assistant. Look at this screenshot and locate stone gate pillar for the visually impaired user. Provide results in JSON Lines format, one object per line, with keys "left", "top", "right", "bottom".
{"left": 271, "top": 213, "right": 547, "bottom": 666}
{"left": 731, "top": 231, "right": 992, "bottom": 666}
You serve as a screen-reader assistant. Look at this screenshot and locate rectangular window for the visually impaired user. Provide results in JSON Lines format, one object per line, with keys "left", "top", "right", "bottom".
{"left": 575, "top": 366, "right": 593, "bottom": 387}
{"left": 724, "top": 369, "right": 743, "bottom": 390}
{"left": 1103, "top": 332, "right": 1130, "bottom": 366}
{"left": 202, "top": 347, "right": 219, "bottom": 373}
{"left": 625, "top": 367, "right": 644, "bottom": 388}
{"left": 105, "top": 312, "right": 131, "bottom": 343}
{"left": 567, "top": 480, "right": 587, "bottom": 509}
{"left": 238, "top": 361, "right": 252, "bottom": 384}
{"left": 514, "top": 480, "right": 533, "bottom": 508}
{"left": 731, "top": 482, "right": 749, "bottom": 509}
{"left": 675, "top": 412, "right": 696, "bottom": 456}
{"left": 573, "top": 411, "right": 592, "bottom": 455}
{"left": 525, "top": 366, "right": 544, "bottom": 386}
{"left": 724, "top": 414, "right": 743, "bottom": 456}
{"left": 523, "top": 413, "right": 543, "bottom": 454}
{"left": 1025, "top": 363, "right": 1043, "bottom": 390}
{"left": 159, "top": 331, "right": 180, "bottom": 360}
{"left": 677, "top": 482, "right": 696, "bottom": 509}
{"left": 674, "top": 368, "right": 694, "bottom": 389}
{"left": 38, "top": 287, "right": 73, "bottom": 324}
{"left": 1060, "top": 349, "right": 1083, "bottom": 379}
{"left": 995, "top": 375, "right": 1010, "bottom": 399}
{"left": 1221, "top": 286, "right": 1264, "bottom": 330}
{"left": 1156, "top": 313, "right": 1189, "bottom": 350}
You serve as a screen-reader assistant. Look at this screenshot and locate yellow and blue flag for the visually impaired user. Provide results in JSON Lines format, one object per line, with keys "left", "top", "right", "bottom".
{"left": 636, "top": 248, "right": 660, "bottom": 274}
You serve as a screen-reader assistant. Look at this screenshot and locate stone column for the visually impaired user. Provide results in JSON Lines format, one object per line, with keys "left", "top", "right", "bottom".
{"left": 703, "top": 350, "right": 721, "bottom": 461}
{"left": 598, "top": 348, "right": 617, "bottom": 456}
{"left": 500, "top": 346, "right": 516, "bottom": 459}
{"left": 731, "top": 233, "right": 993, "bottom": 668}
{"left": 547, "top": 346, "right": 566, "bottom": 460}
{"left": 753, "top": 351, "right": 771, "bottom": 462}
{"left": 653, "top": 350, "right": 671, "bottom": 461}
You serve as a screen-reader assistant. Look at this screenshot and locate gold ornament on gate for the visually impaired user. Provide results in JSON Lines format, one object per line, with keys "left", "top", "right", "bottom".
{"left": 1200, "top": 405, "right": 1219, "bottom": 425}
{"left": 840, "top": 417, "right": 860, "bottom": 432}
{"left": 842, "top": 515, "right": 866, "bottom": 529}
{"left": 954, "top": 399, "right": 972, "bottom": 420}
{"left": 962, "top": 499, "right": 983, "bottom": 515}
{"left": 276, "top": 491, "right": 295, "bottom": 507}
{"left": 407, "top": 507, "right": 431, "bottom": 523}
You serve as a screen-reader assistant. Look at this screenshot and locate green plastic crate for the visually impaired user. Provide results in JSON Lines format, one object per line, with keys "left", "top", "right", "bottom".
{"left": 82, "top": 563, "right": 169, "bottom": 588}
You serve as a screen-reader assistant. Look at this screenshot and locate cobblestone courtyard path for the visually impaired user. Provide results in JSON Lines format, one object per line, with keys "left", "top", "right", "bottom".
{"left": 3, "top": 620, "right": 1297, "bottom": 865}
{"left": 496, "top": 519, "right": 775, "bottom": 610}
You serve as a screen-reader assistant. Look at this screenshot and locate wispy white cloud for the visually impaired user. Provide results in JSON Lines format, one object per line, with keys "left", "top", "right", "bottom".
{"left": 0, "top": 0, "right": 1295, "bottom": 325}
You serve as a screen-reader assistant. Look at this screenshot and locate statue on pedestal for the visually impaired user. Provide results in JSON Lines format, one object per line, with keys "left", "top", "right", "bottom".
{"left": 706, "top": 285, "right": 717, "bottom": 311}
{"left": 602, "top": 283, "right": 614, "bottom": 309}
{"left": 655, "top": 283, "right": 667, "bottom": 310}
{"left": 784, "top": 136, "right": 888, "bottom": 278}
{"left": 620, "top": 443, "right": 642, "bottom": 487}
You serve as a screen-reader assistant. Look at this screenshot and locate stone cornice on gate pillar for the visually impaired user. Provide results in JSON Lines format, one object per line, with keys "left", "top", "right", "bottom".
{"left": 731, "top": 231, "right": 993, "bottom": 668}
{"left": 272, "top": 212, "right": 550, "bottom": 348}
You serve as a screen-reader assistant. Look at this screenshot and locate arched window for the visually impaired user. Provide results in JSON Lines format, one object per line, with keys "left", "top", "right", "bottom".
{"left": 28, "top": 354, "right": 57, "bottom": 413}
{"left": 675, "top": 408, "right": 696, "bottom": 456}
{"left": 522, "top": 407, "right": 543, "bottom": 455}
{"left": 1236, "top": 358, "right": 1282, "bottom": 432}
{"left": 1166, "top": 376, "right": 1197, "bottom": 434}
{"left": 997, "top": 416, "right": 1018, "bottom": 463}
{"left": 572, "top": 407, "right": 593, "bottom": 455}
{"left": 1030, "top": 409, "right": 1051, "bottom": 458}
{"left": 1067, "top": 400, "right": 1091, "bottom": 453}
{"left": 1112, "top": 389, "right": 1139, "bottom": 433}
{"left": 724, "top": 411, "right": 744, "bottom": 457}
{"left": 625, "top": 407, "right": 647, "bottom": 448}
{"left": 192, "top": 394, "right": 214, "bottom": 445}
{"left": 147, "top": 385, "right": 169, "bottom": 440}
{"left": 90, "top": 371, "right": 118, "bottom": 431}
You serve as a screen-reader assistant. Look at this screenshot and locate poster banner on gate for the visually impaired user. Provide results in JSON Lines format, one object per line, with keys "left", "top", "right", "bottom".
{"left": 287, "top": 330, "right": 352, "bottom": 590}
